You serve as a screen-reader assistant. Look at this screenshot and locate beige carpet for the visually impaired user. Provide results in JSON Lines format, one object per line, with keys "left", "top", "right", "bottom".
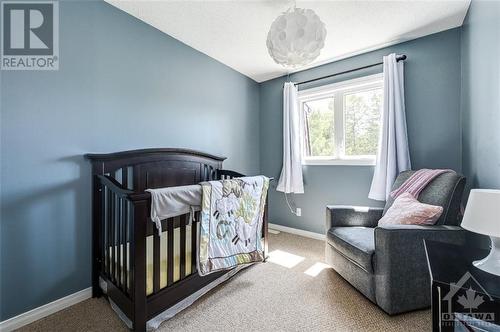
{"left": 19, "top": 232, "right": 431, "bottom": 332}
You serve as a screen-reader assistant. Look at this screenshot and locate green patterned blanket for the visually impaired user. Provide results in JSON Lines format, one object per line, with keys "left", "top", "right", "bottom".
{"left": 198, "top": 176, "right": 269, "bottom": 276}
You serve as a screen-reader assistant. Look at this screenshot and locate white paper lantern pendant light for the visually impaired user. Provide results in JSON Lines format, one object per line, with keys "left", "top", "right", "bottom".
{"left": 267, "top": 4, "right": 327, "bottom": 68}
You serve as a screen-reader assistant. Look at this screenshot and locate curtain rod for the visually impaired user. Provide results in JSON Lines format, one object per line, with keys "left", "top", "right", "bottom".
{"left": 294, "top": 54, "right": 407, "bottom": 86}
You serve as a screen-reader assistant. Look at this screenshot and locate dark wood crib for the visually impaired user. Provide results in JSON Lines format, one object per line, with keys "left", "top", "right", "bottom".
{"left": 85, "top": 148, "right": 269, "bottom": 331}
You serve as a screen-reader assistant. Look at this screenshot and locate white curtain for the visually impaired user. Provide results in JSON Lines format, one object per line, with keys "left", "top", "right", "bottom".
{"left": 277, "top": 82, "right": 304, "bottom": 194}
{"left": 368, "top": 53, "right": 411, "bottom": 201}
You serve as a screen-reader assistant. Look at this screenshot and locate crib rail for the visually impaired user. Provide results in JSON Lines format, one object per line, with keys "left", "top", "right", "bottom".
{"left": 217, "top": 169, "right": 244, "bottom": 179}
{"left": 96, "top": 175, "right": 133, "bottom": 295}
{"left": 94, "top": 174, "right": 150, "bottom": 325}
{"left": 95, "top": 170, "right": 252, "bottom": 287}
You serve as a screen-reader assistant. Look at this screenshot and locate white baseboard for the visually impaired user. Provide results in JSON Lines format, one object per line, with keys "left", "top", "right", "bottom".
{"left": 269, "top": 223, "right": 325, "bottom": 241}
{"left": 0, "top": 287, "right": 92, "bottom": 331}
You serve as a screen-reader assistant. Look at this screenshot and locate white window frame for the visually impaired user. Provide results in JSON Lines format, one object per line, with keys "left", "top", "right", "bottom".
{"left": 298, "top": 73, "right": 383, "bottom": 166}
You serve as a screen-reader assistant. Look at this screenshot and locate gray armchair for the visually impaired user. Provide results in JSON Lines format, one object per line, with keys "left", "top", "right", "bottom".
{"left": 325, "top": 171, "right": 467, "bottom": 315}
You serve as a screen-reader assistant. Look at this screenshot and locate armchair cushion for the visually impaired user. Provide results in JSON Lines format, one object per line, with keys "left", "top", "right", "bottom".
{"left": 327, "top": 227, "right": 375, "bottom": 273}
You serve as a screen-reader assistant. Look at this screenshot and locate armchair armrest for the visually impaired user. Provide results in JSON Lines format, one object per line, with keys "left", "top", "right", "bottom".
{"left": 373, "top": 224, "right": 467, "bottom": 314}
{"left": 375, "top": 224, "right": 466, "bottom": 250}
{"left": 326, "top": 205, "right": 384, "bottom": 229}
{"left": 374, "top": 224, "right": 467, "bottom": 270}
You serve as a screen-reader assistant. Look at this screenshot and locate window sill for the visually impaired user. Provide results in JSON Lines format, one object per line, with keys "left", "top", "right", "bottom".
{"left": 302, "top": 159, "right": 376, "bottom": 166}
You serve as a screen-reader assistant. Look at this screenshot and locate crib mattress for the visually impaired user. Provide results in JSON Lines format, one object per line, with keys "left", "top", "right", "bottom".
{"left": 145, "top": 252, "right": 192, "bottom": 295}
{"left": 107, "top": 226, "right": 193, "bottom": 295}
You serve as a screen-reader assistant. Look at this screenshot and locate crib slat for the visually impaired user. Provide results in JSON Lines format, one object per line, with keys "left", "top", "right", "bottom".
{"left": 114, "top": 195, "right": 119, "bottom": 283}
{"left": 167, "top": 219, "right": 174, "bottom": 286}
{"left": 106, "top": 188, "right": 112, "bottom": 279}
{"left": 153, "top": 226, "right": 160, "bottom": 293}
{"left": 263, "top": 196, "right": 269, "bottom": 261}
{"left": 110, "top": 193, "right": 116, "bottom": 282}
{"left": 101, "top": 186, "right": 106, "bottom": 275}
{"left": 116, "top": 198, "right": 122, "bottom": 289}
{"left": 122, "top": 167, "right": 128, "bottom": 189}
{"left": 180, "top": 215, "right": 186, "bottom": 280}
{"left": 122, "top": 200, "right": 128, "bottom": 294}
{"left": 128, "top": 201, "right": 134, "bottom": 293}
{"left": 191, "top": 212, "right": 198, "bottom": 273}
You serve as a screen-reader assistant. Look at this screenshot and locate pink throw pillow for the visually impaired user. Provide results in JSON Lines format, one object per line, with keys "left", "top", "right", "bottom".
{"left": 378, "top": 193, "right": 443, "bottom": 226}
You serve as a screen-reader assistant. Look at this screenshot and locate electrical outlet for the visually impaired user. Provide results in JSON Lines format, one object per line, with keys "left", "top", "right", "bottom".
{"left": 296, "top": 208, "right": 302, "bottom": 216}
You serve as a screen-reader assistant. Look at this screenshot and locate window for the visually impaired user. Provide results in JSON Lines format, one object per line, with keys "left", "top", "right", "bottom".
{"left": 299, "top": 74, "right": 383, "bottom": 165}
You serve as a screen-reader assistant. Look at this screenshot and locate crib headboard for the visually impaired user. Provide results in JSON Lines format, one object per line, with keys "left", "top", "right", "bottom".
{"left": 85, "top": 148, "right": 225, "bottom": 192}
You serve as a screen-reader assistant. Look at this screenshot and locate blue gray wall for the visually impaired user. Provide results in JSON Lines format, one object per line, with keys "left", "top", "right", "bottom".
{"left": 260, "top": 28, "right": 463, "bottom": 234}
{"left": 0, "top": 1, "right": 260, "bottom": 320}
{"left": 3, "top": 0, "right": 496, "bottom": 322}
{"left": 461, "top": 0, "right": 500, "bottom": 191}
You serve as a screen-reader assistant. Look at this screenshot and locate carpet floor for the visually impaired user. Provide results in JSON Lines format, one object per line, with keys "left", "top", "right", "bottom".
{"left": 19, "top": 232, "right": 431, "bottom": 331}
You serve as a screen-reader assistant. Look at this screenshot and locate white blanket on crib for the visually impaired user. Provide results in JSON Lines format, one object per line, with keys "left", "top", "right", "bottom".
{"left": 146, "top": 185, "right": 201, "bottom": 233}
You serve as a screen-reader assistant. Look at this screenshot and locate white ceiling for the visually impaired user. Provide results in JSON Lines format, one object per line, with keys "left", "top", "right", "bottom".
{"left": 106, "top": 0, "right": 470, "bottom": 82}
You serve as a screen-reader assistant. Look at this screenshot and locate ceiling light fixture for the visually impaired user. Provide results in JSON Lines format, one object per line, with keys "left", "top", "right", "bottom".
{"left": 266, "top": 5, "right": 327, "bottom": 68}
